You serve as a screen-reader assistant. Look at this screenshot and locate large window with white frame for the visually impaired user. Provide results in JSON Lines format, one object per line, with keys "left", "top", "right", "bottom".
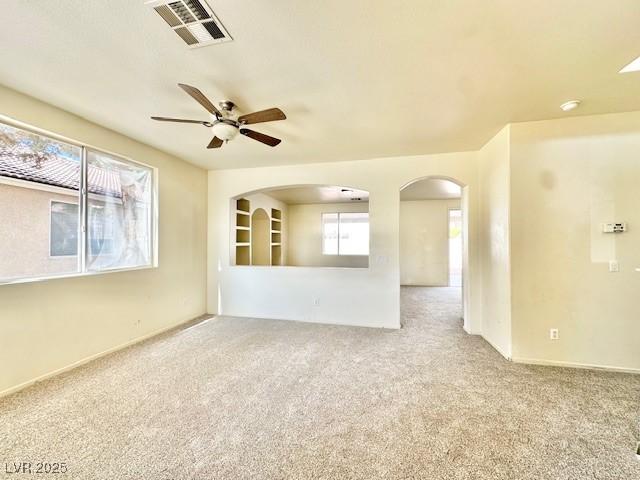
{"left": 0, "top": 120, "right": 157, "bottom": 283}
{"left": 322, "top": 212, "right": 369, "bottom": 256}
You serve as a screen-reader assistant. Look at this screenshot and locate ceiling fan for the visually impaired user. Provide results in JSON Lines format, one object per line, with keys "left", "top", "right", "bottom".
{"left": 151, "top": 83, "right": 286, "bottom": 148}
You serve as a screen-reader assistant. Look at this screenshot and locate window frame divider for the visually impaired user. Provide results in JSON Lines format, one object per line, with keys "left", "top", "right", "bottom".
{"left": 79, "top": 146, "right": 88, "bottom": 274}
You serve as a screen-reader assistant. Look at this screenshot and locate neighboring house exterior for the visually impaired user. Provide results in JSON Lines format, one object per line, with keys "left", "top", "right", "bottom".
{"left": 0, "top": 179, "right": 79, "bottom": 278}
{"left": 0, "top": 147, "right": 133, "bottom": 280}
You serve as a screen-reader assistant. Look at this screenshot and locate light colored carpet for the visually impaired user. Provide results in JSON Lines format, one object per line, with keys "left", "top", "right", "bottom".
{"left": 1, "top": 287, "right": 639, "bottom": 479}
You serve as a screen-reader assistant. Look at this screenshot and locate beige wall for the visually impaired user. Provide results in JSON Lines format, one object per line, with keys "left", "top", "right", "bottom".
{"left": 477, "top": 125, "right": 512, "bottom": 358}
{"left": 287, "top": 202, "right": 368, "bottom": 268}
{"left": 400, "top": 199, "right": 460, "bottom": 286}
{"left": 0, "top": 85, "right": 208, "bottom": 395}
{"left": 510, "top": 112, "right": 640, "bottom": 371}
{"left": 0, "top": 181, "right": 78, "bottom": 279}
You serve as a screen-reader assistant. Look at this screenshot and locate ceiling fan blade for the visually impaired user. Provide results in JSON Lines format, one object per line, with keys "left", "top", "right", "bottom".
{"left": 207, "top": 137, "right": 224, "bottom": 149}
{"left": 178, "top": 83, "right": 221, "bottom": 117}
{"left": 238, "top": 108, "right": 286, "bottom": 125}
{"left": 151, "top": 116, "right": 212, "bottom": 126}
{"left": 240, "top": 129, "right": 281, "bottom": 147}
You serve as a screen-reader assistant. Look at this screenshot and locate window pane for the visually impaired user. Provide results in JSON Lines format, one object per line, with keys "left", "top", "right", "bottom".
{"left": 0, "top": 122, "right": 81, "bottom": 281}
{"left": 50, "top": 202, "right": 79, "bottom": 256}
{"left": 339, "top": 212, "right": 369, "bottom": 255}
{"left": 322, "top": 213, "right": 339, "bottom": 255}
{"left": 86, "top": 150, "right": 152, "bottom": 271}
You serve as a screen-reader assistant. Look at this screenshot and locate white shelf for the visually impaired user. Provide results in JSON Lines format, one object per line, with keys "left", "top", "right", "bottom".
{"left": 236, "top": 242, "right": 250, "bottom": 247}
{"left": 271, "top": 242, "right": 281, "bottom": 246}
{"left": 271, "top": 217, "right": 281, "bottom": 222}
{"left": 236, "top": 226, "right": 250, "bottom": 230}
{"left": 236, "top": 210, "right": 250, "bottom": 215}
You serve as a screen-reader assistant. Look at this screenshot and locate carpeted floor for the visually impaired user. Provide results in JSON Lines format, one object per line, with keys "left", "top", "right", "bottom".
{"left": 1, "top": 287, "right": 639, "bottom": 479}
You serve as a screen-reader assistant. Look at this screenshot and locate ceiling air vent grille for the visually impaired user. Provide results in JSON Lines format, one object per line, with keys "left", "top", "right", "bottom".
{"left": 146, "top": 0, "right": 232, "bottom": 48}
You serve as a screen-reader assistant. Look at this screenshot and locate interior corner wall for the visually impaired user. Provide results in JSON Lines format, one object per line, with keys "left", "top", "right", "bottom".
{"left": 509, "top": 111, "right": 640, "bottom": 372}
{"left": 400, "top": 198, "right": 461, "bottom": 286}
{"left": 477, "top": 125, "right": 512, "bottom": 358}
{"left": 0, "top": 85, "right": 208, "bottom": 395}
{"left": 207, "top": 152, "right": 481, "bottom": 331}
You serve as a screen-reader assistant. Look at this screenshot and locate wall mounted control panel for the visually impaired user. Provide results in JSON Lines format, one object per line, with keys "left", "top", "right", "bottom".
{"left": 602, "top": 223, "right": 627, "bottom": 233}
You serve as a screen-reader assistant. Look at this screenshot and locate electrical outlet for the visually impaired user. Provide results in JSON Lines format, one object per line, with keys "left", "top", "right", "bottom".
{"left": 312, "top": 298, "right": 320, "bottom": 307}
{"left": 609, "top": 260, "right": 620, "bottom": 272}
{"left": 549, "top": 328, "right": 559, "bottom": 340}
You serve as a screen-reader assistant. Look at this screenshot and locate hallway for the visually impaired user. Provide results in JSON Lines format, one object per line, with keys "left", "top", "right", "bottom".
{"left": 1, "top": 287, "right": 639, "bottom": 479}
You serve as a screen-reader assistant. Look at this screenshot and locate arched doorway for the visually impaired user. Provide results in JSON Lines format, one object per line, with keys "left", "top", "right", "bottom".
{"left": 399, "top": 176, "right": 470, "bottom": 330}
{"left": 251, "top": 208, "right": 270, "bottom": 265}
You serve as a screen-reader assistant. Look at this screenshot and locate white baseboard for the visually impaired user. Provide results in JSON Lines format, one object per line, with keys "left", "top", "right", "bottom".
{"left": 511, "top": 357, "right": 640, "bottom": 375}
{"left": 463, "top": 323, "right": 480, "bottom": 335}
{"left": 222, "top": 311, "right": 400, "bottom": 330}
{"left": 481, "top": 335, "right": 512, "bottom": 360}
{"left": 0, "top": 314, "right": 212, "bottom": 399}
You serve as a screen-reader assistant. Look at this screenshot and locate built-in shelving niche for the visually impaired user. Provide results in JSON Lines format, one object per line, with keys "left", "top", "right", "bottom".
{"left": 237, "top": 198, "right": 250, "bottom": 213}
{"left": 271, "top": 208, "right": 282, "bottom": 266}
{"left": 234, "top": 201, "right": 284, "bottom": 266}
{"left": 236, "top": 229, "right": 250, "bottom": 244}
{"left": 235, "top": 198, "right": 251, "bottom": 265}
{"left": 236, "top": 213, "right": 250, "bottom": 228}
{"left": 271, "top": 245, "right": 282, "bottom": 266}
{"left": 236, "top": 245, "right": 250, "bottom": 265}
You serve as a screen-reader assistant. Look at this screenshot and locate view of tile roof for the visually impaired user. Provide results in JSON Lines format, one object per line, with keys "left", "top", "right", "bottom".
{"left": 0, "top": 148, "right": 123, "bottom": 198}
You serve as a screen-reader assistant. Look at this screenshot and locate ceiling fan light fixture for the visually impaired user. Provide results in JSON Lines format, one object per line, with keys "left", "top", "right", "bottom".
{"left": 560, "top": 100, "right": 581, "bottom": 112}
{"left": 211, "top": 121, "right": 238, "bottom": 141}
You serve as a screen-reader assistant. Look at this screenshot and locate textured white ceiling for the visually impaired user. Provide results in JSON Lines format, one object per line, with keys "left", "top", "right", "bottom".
{"left": 266, "top": 186, "right": 369, "bottom": 205}
{"left": 0, "top": 1, "right": 639, "bottom": 170}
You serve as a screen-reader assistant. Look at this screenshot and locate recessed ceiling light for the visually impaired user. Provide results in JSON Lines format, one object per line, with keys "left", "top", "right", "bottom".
{"left": 620, "top": 55, "right": 640, "bottom": 73}
{"left": 560, "top": 100, "right": 581, "bottom": 112}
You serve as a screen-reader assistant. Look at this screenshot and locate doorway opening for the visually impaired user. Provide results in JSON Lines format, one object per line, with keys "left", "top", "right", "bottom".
{"left": 399, "top": 176, "right": 469, "bottom": 328}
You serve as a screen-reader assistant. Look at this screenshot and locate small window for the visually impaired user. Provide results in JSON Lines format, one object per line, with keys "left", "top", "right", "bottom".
{"left": 50, "top": 201, "right": 79, "bottom": 257}
{"left": 322, "top": 212, "right": 369, "bottom": 256}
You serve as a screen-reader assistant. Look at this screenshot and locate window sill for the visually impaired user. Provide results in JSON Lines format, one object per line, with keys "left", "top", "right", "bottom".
{"left": 229, "top": 265, "right": 369, "bottom": 270}
{"left": 0, "top": 264, "right": 158, "bottom": 287}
